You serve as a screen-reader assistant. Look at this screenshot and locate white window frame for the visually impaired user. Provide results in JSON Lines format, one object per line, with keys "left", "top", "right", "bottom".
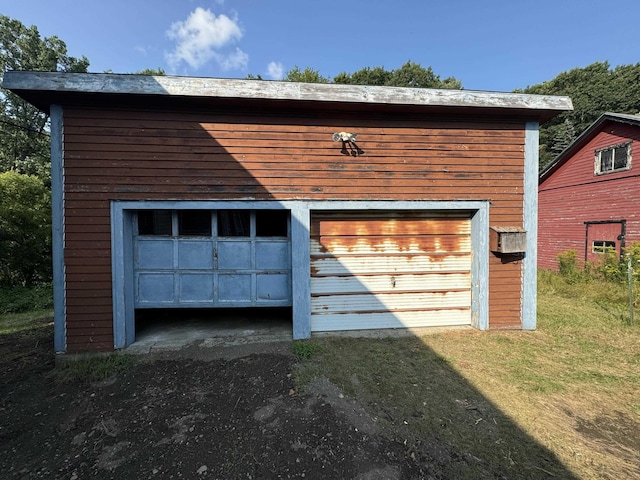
{"left": 595, "top": 142, "right": 632, "bottom": 175}
{"left": 591, "top": 240, "right": 616, "bottom": 254}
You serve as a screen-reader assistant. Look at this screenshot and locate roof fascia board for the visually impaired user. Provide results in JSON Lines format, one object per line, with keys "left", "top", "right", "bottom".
{"left": 3, "top": 71, "right": 572, "bottom": 113}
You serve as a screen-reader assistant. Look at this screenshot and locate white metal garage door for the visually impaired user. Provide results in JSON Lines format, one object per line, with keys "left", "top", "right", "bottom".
{"left": 310, "top": 212, "right": 471, "bottom": 331}
{"left": 133, "top": 209, "right": 291, "bottom": 308}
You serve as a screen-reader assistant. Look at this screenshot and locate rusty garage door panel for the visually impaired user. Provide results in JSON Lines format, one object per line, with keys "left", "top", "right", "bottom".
{"left": 310, "top": 212, "right": 471, "bottom": 331}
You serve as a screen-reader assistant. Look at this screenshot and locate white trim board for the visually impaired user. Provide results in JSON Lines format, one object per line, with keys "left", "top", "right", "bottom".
{"left": 111, "top": 200, "right": 490, "bottom": 349}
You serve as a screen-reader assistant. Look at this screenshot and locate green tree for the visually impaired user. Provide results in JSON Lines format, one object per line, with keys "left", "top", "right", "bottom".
{"left": 284, "top": 66, "right": 329, "bottom": 83}
{"left": 272, "top": 61, "right": 462, "bottom": 89}
{"left": 334, "top": 60, "right": 462, "bottom": 89}
{"left": 551, "top": 117, "right": 577, "bottom": 155}
{"left": 0, "top": 171, "right": 51, "bottom": 286}
{"left": 0, "top": 15, "right": 89, "bottom": 183}
{"left": 333, "top": 66, "right": 391, "bottom": 86}
{"left": 135, "top": 67, "right": 166, "bottom": 75}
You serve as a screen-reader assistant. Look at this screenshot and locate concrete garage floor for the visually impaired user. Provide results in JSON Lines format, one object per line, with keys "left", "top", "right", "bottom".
{"left": 126, "top": 307, "right": 474, "bottom": 356}
{"left": 127, "top": 308, "right": 294, "bottom": 354}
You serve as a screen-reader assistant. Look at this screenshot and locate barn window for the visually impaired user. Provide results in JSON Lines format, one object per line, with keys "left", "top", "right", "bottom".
{"left": 595, "top": 142, "right": 631, "bottom": 175}
{"left": 591, "top": 240, "right": 616, "bottom": 254}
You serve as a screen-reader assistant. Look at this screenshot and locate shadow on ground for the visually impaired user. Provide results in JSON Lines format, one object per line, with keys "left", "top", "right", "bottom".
{"left": 0, "top": 318, "right": 579, "bottom": 479}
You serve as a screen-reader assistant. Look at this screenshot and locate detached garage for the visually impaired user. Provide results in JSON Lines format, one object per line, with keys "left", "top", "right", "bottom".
{"left": 2, "top": 71, "right": 571, "bottom": 353}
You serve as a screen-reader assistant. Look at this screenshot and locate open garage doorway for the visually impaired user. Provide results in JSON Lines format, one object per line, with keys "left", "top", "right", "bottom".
{"left": 132, "top": 307, "right": 293, "bottom": 351}
{"left": 129, "top": 207, "right": 293, "bottom": 350}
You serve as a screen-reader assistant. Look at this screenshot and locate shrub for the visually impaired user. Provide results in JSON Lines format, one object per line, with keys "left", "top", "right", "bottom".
{"left": 557, "top": 242, "right": 640, "bottom": 285}
{"left": 555, "top": 249, "right": 584, "bottom": 283}
{"left": 585, "top": 242, "right": 640, "bottom": 283}
{"left": 0, "top": 284, "right": 53, "bottom": 314}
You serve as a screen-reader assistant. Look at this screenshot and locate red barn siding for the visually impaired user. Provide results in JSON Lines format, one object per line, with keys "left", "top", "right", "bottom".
{"left": 539, "top": 123, "right": 640, "bottom": 269}
{"left": 62, "top": 106, "right": 527, "bottom": 352}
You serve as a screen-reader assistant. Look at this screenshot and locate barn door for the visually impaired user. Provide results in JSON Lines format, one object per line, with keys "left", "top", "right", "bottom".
{"left": 585, "top": 221, "right": 625, "bottom": 263}
{"left": 310, "top": 212, "right": 472, "bottom": 331}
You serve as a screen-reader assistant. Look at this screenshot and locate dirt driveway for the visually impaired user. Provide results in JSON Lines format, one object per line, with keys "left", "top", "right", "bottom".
{"left": 1, "top": 322, "right": 445, "bottom": 480}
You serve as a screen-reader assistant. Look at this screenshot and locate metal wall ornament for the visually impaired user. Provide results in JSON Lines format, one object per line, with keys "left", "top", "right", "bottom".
{"left": 332, "top": 131, "right": 364, "bottom": 156}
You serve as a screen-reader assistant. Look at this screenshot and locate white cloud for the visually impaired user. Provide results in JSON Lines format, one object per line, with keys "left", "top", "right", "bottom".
{"left": 220, "top": 48, "right": 249, "bottom": 70}
{"left": 165, "top": 7, "right": 248, "bottom": 72}
{"left": 266, "top": 61, "right": 284, "bottom": 80}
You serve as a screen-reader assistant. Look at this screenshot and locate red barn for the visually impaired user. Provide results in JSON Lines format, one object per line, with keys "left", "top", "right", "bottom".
{"left": 3, "top": 72, "right": 570, "bottom": 354}
{"left": 539, "top": 113, "right": 640, "bottom": 269}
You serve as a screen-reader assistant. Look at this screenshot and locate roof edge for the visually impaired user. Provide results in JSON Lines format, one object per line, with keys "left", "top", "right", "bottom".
{"left": 539, "top": 112, "right": 640, "bottom": 183}
{"left": 3, "top": 71, "right": 573, "bottom": 113}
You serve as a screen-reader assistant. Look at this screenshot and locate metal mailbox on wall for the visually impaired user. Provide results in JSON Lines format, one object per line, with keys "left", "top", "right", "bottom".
{"left": 490, "top": 226, "right": 527, "bottom": 254}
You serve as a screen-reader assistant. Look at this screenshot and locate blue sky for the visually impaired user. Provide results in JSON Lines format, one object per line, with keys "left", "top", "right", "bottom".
{"left": 2, "top": 0, "right": 639, "bottom": 92}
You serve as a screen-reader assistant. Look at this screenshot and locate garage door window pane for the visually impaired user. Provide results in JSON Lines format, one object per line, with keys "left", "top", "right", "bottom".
{"left": 178, "top": 210, "right": 212, "bottom": 236}
{"left": 138, "top": 210, "right": 172, "bottom": 235}
{"left": 256, "top": 210, "right": 288, "bottom": 237}
{"left": 218, "top": 210, "right": 250, "bottom": 237}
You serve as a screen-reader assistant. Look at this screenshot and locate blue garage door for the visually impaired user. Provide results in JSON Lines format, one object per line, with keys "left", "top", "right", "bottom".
{"left": 133, "top": 209, "right": 291, "bottom": 308}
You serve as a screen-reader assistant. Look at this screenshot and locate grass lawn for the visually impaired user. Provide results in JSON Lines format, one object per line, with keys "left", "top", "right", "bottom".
{"left": 3, "top": 273, "right": 638, "bottom": 478}
{"left": 295, "top": 270, "right": 640, "bottom": 479}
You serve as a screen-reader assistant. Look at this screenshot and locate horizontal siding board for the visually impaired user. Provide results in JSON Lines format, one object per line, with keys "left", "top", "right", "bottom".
{"left": 311, "top": 254, "right": 471, "bottom": 276}
{"left": 65, "top": 224, "right": 111, "bottom": 234}
{"left": 65, "top": 256, "right": 111, "bottom": 266}
{"left": 63, "top": 291, "right": 112, "bottom": 299}
{"left": 64, "top": 175, "right": 525, "bottom": 189}
{"left": 66, "top": 122, "right": 522, "bottom": 135}
{"left": 64, "top": 159, "right": 526, "bottom": 175}
{"left": 62, "top": 191, "right": 525, "bottom": 202}
{"left": 63, "top": 273, "right": 112, "bottom": 283}
{"left": 311, "top": 291, "right": 471, "bottom": 314}
{"left": 310, "top": 273, "right": 471, "bottom": 295}
{"left": 64, "top": 167, "right": 524, "bottom": 182}
{"left": 316, "top": 219, "right": 470, "bottom": 236}
{"left": 64, "top": 215, "right": 110, "bottom": 225}
{"left": 65, "top": 241, "right": 111, "bottom": 251}
{"left": 64, "top": 249, "right": 111, "bottom": 258}
{"left": 66, "top": 313, "right": 112, "bottom": 323}
{"left": 65, "top": 150, "right": 527, "bottom": 162}
{"left": 65, "top": 265, "right": 112, "bottom": 274}
{"left": 64, "top": 304, "right": 113, "bottom": 314}
{"left": 311, "top": 309, "right": 471, "bottom": 331}
{"left": 66, "top": 281, "right": 112, "bottom": 290}
{"left": 66, "top": 297, "right": 112, "bottom": 306}
{"left": 63, "top": 109, "right": 524, "bottom": 129}
{"left": 66, "top": 328, "right": 114, "bottom": 337}
{"left": 64, "top": 131, "right": 526, "bottom": 149}
{"left": 311, "top": 236, "right": 471, "bottom": 256}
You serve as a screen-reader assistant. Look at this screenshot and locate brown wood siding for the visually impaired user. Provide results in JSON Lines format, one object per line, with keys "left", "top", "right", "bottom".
{"left": 63, "top": 107, "right": 526, "bottom": 352}
{"left": 539, "top": 124, "right": 640, "bottom": 269}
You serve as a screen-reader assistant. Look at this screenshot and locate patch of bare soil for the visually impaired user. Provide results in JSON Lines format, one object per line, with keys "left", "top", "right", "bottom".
{"left": 1, "top": 326, "right": 451, "bottom": 479}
